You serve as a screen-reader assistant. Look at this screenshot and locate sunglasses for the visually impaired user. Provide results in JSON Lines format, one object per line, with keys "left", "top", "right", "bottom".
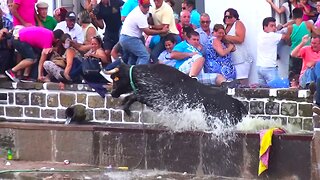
{"left": 201, "top": 20, "right": 211, "bottom": 24}
{"left": 224, "top": 16, "right": 233, "bottom": 19}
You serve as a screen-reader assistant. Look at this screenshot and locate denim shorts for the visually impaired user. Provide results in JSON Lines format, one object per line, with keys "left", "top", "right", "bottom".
{"left": 13, "top": 39, "right": 37, "bottom": 61}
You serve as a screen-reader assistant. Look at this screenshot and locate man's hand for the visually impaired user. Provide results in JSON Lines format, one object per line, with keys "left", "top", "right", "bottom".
{"left": 301, "top": 35, "right": 310, "bottom": 45}
{"left": 161, "top": 26, "right": 169, "bottom": 34}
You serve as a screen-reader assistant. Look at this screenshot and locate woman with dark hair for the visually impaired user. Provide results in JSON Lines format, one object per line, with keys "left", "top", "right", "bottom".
{"left": 84, "top": 36, "right": 107, "bottom": 64}
{"left": 224, "top": 8, "right": 252, "bottom": 86}
{"left": 204, "top": 24, "right": 236, "bottom": 81}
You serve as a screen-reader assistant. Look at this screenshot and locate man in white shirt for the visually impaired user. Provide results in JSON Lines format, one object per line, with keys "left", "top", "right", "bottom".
{"left": 119, "top": 0, "right": 168, "bottom": 65}
{"left": 54, "top": 11, "right": 84, "bottom": 44}
{"left": 256, "top": 17, "right": 288, "bottom": 86}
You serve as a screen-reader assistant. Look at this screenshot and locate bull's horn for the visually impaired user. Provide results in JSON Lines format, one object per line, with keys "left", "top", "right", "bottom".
{"left": 104, "top": 68, "right": 119, "bottom": 75}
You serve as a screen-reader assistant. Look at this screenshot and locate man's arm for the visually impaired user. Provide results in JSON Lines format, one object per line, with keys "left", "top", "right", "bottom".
{"left": 38, "top": 48, "right": 52, "bottom": 80}
{"left": 170, "top": 51, "right": 198, "bottom": 60}
{"left": 291, "top": 35, "right": 309, "bottom": 57}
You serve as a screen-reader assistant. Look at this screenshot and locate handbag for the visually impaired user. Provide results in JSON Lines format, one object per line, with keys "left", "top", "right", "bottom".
{"left": 50, "top": 51, "right": 66, "bottom": 68}
{"left": 82, "top": 57, "right": 101, "bottom": 75}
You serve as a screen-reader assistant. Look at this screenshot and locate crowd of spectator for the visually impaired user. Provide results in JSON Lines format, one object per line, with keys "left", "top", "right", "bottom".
{"left": 1, "top": 0, "right": 320, "bottom": 91}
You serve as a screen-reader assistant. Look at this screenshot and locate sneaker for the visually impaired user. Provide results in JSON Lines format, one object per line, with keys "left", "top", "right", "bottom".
{"left": 5, "top": 69, "right": 19, "bottom": 82}
{"left": 20, "top": 76, "right": 34, "bottom": 83}
{"left": 313, "top": 105, "right": 320, "bottom": 116}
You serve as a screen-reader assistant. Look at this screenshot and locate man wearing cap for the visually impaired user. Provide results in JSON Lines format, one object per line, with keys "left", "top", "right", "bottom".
{"left": 91, "top": 0, "right": 124, "bottom": 63}
{"left": 12, "top": 0, "right": 38, "bottom": 27}
{"left": 36, "top": 2, "right": 57, "bottom": 30}
{"left": 149, "top": 0, "right": 180, "bottom": 63}
{"left": 120, "top": 0, "right": 168, "bottom": 65}
{"left": 54, "top": 11, "right": 84, "bottom": 44}
{"left": 5, "top": 27, "right": 64, "bottom": 82}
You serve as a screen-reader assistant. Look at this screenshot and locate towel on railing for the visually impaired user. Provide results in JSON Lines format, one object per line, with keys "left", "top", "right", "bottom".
{"left": 258, "top": 128, "right": 286, "bottom": 176}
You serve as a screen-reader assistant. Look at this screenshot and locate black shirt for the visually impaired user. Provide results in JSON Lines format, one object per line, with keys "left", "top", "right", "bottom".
{"left": 94, "top": 0, "right": 124, "bottom": 34}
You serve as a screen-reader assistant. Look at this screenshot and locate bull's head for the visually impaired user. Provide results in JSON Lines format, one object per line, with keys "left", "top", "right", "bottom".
{"left": 104, "top": 63, "right": 133, "bottom": 98}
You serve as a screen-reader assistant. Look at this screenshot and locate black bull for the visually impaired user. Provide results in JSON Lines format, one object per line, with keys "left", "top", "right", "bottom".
{"left": 105, "top": 63, "right": 248, "bottom": 125}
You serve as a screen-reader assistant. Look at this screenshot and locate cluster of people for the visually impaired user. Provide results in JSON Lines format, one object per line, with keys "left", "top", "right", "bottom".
{"left": 1, "top": 0, "right": 320, "bottom": 90}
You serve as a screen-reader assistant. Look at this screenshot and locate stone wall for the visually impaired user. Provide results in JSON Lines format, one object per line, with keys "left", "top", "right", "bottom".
{"left": 0, "top": 81, "right": 314, "bottom": 130}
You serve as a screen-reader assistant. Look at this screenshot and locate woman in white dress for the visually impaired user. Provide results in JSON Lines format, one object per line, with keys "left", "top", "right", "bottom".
{"left": 223, "top": 8, "right": 252, "bottom": 86}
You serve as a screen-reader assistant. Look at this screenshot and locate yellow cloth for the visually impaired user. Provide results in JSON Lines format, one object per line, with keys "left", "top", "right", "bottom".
{"left": 258, "top": 128, "right": 284, "bottom": 176}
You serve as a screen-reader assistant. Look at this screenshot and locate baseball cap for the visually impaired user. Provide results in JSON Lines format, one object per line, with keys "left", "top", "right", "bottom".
{"left": 36, "top": 2, "right": 49, "bottom": 9}
{"left": 139, "top": 0, "right": 151, "bottom": 6}
{"left": 66, "top": 11, "right": 77, "bottom": 20}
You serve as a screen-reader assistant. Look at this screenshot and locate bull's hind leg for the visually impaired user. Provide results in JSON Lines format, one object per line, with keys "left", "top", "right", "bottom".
{"left": 121, "top": 94, "right": 137, "bottom": 116}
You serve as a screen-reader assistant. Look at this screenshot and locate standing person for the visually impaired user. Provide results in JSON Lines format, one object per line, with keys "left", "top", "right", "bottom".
{"left": 91, "top": 0, "right": 124, "bottom": 63}
{"left": 119, "top": 0, "right": 168, "bottom": 65}
{"left": 224, "top": 8, "right": 252, "bottom": 86}
{"left": 181, "top": 0, "right": 200, "bottom": 28}
{"left": 257, "top": 17, "right": 288, "bottom": 86}
{"left": 120, "top": 0, "right": 138, "bottom": 21}
{"left": 5, "top": 27, "right": 64, "bottom": 82}
{"left": 149, "top": 0, "right": 180, "bottom": 63}
{"left": 36, "top": 2, "right": 57, "bottom": 30}
{"left": 195, "top": 13, "right": 212, "bottom": 55}
{"left": 314, "top": 1, "right": 320, "bottom": 28}
{"left": 11, "top": 0, "right": 38, "bottom": 27}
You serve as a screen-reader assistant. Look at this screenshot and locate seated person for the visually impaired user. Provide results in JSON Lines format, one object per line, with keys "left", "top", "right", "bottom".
{"left": 158, "top": 33, "right": 177, "bottom": 67}
{"left": 40, "top": 33, "right": 82, "bottom": 83}
{"left": 170, "top": 30, "right": 236, "bottom": 87}
{"left": 204, "top": 24, "right": 236, "bottom": 81}
{"left": 291, "top": 34, "right": 320, "bottom": 88}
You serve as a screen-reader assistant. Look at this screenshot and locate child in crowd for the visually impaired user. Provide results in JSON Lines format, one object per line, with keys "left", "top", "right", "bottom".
{"left": 158, "top": 34, "right": 177, "bottom": 67}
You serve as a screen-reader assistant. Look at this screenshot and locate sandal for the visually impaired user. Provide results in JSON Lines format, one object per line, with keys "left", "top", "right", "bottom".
{"left": 59, "top": 71, "right": 73, "bottom": 84}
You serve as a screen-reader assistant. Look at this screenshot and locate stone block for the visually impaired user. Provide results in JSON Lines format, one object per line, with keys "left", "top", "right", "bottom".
{"left": 8, "top": 93, "right": 13, "bottom": 104}
{"left": 110, "top": 110, "right": 123, "bottom": 122}
{"left": 41, "top": 109, "right": 56, "bottom": 119}
{"left": 271, "top": 116, "right": 287, "bottom": 125}
{"left": 106, "top": 96, "right": 122, "bottom": 109}
{"left": 313, "top": 115, "right": 320, "bottom": 129}
{"left": 59, "top": 93, "right": 76, "bottom": 107}
{"left": 249, "top": 101, "right": 265, "bottom": 115}
{"left": 24, "top": 107, "right": 40, "bottom": 118}
{"left": 281, "top": 103, "right": 297, "bottom": 116}
{"left": 235, "top": 88, "right": 269, "bottom": 98}
{"left": 141, "top": 110, "right": 157, "bottom": 124}
{"left": 123, "top": 111, "right": 140, "bottom": 122}
{"left": 55, "top": 131, "right": 94, "bottom": 164}
{"left": 288, "top": 117, "right": 303, "bottom": 129}
{"left": 47, "top": 94, "right": 59, "bottom": 107}
{"left": 6, "top": 106, "right": 23, "bottom": 117}
{"left": 77, "top": 94, "right": 87, "bottom": 104}
{"left": 241, "top": 101, "right": 249, "bottom": 113}
{"left": 303, "top": 118, "right": 313, "bottom": 131}
{"left": 46, "top": 83, "right": 63, "bottom": 90}
{"left": 30, "top": 93, "right": 46, "bottom": 107}
{"left": 57, "top": 109, "right": 66, "bottom": 119}
{"left": 298, "top": 103, "right": 313, "bottom": 117}
{"left": 17, "top": 82, "right": 43, "bottom": 90}
{"left": 0, "top": 93, "right": 7, "bottom": 100}
{"left": 86, "top": 108, "right": 94, "bottom": 121}
{"left": 15, "top": 129, "right": 52, "bottom": 161}
{"left": 16, "top": 92, "right": 29, "bottom": 105}
{"left": 0, "top": 106, "right": 4, "bottom": 116}
{"left": 0, "top": 81, "right": 15, "bottom": 89}
{"left": 99, "top": 132, "right": 146, "bottom": 168}
{"left": 277, "top": 89, "right": 299, "bottom": 100}
{"left": 88, "top": 95, "right": 105, "bottom": 108}
{"left": 265, "top": 101, "right": 280, "bottom": 115}
{"left": 95, "top": 109, "right": 109, "bottom": 120}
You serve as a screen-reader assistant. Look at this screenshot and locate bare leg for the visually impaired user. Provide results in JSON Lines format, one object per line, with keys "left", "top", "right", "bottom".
{"left": 12, "top": 59, "right": 34, "bottom": 72}
{"left": 215, "top": 74, "right": 227, "bottom": 86}
{"left": 189, "top": 57, "right": 205, "bottom": 77}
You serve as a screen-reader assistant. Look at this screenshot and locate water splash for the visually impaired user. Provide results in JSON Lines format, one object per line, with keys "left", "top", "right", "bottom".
{"left": 236, "top": 116, "right": 303, "bottom": 133}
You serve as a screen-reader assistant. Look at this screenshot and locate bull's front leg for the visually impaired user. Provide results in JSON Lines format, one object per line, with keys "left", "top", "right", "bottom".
{"left": 121, "top": 94, "right": 138, "bottom": 116}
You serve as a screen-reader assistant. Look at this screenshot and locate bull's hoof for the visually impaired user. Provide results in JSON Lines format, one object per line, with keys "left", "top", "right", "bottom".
{"left": 123, "top": 108, "right": 132, "bottom": 116}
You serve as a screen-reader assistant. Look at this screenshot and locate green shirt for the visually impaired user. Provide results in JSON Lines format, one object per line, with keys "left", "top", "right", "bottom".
{"left": 290, "top": 21, "right": 311, "bottom": 52}
{"left": 40, "top": 16, "right": 57, "bottom": 31}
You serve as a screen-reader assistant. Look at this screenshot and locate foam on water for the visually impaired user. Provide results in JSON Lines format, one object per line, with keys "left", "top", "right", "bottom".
{"left": 236, "top": 116, "right": 304, "bottom": 134}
